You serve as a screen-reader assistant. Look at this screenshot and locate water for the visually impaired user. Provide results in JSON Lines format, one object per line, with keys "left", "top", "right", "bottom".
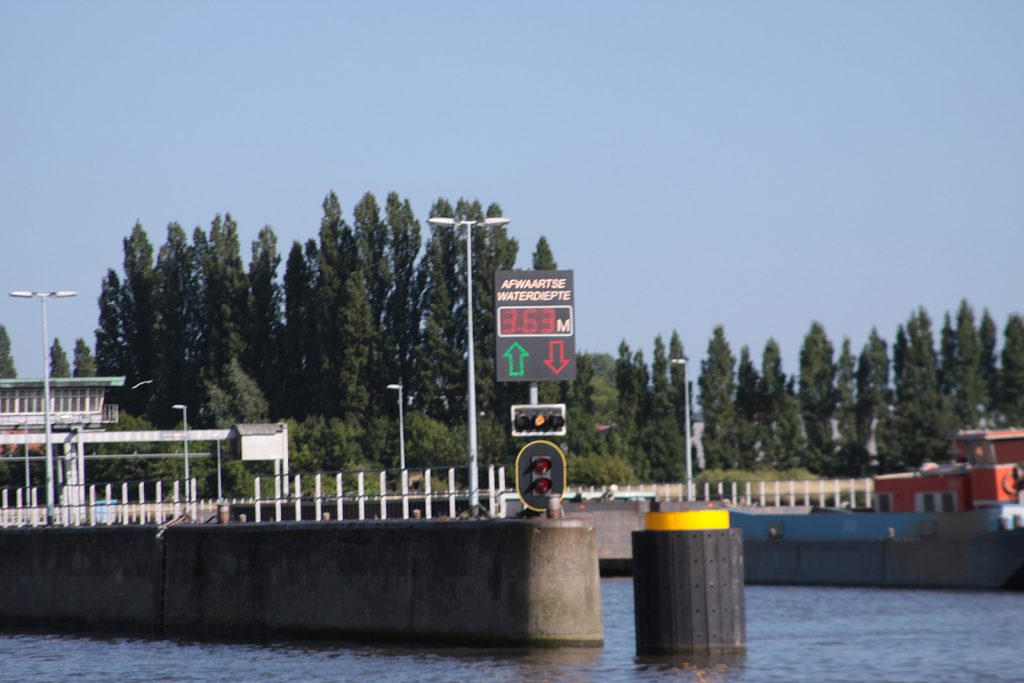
{"left": 2, "top": 580, "right": 1022, "bottom": 682}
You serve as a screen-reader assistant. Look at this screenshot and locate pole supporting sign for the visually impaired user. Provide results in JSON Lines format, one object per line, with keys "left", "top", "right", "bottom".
{"left": 494, "top": 270, "right": 576, "bottom": 382}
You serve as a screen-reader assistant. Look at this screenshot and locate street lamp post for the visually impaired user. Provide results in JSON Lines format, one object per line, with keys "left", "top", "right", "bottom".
{"left": 386, "top": 382, "right": 406, "bottom": 470}
{"left": 671, "top": 357, "right": 693, "bottom": 501}
{"left": 172, "top": 404, "right": 190, "bottom": 501}
{"left": 426, "top": 215, "right": 511, "bottom": 512}
{"left": 9, "top": 290, "right": 77, "bottom": 525}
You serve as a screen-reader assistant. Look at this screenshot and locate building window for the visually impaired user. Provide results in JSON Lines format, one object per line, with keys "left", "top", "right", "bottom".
{"left": 915, "top": 492, "right": 957, "bottom": 513}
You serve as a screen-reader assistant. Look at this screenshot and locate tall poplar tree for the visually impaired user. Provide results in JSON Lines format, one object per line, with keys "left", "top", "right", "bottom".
{"left": 532, "top": 236, "right": 557, "bottom": 270}
{"left": 243, "top": 226, "right": 283, "bottom": 415}
{"left": 999, "top": 314, "right": 1024, "bottom": 425}
{"left": 415, "top": 198, "right": 464, "bottom": 421}
{"left": 200, "top": 213, "right": 248, "bottom": 386}
{"left": 641, "top": 335, "right": 684, "bottom": 481}
{"left": 281, "top": 240, "right": 317, "bottom": 418}
{"left": 152, "top": 223, "right": 205, "bottom": 425}
{"left": 891, "top": 308, "right": 955, "bottom": 467}
{"left": 979, "top": 309, "right": 999, "bottom": 422}
{"left": 50, "top": 339, "right": 70, "bottom": 378}
{"left": 855, "top": 328, "right": 891, "bottom": 471}
{"left": 953, "top": 300, "right": 984, "bottom": 428}
{"left": 384, "top": 193, "right": 422, "bottom": 406}
{"left": 799, "top": 322, "right": 836, "bottom": 473}
{"left": 72, "top": 338, "right": 96, "bottom": 377}
{"left": 0, "top": 325, "right": 15, "bottom": 378}
{"left": 759, "top": 339, "right": 800, "bottom": 469}
{"left": 835, "top": 338, "right": 861, "bottom": 474}
{"left": 699, "top": 326, "right": 739, "bottom": 470}
{"left": 734, "top": 346, "right": 761, "bottom": 469}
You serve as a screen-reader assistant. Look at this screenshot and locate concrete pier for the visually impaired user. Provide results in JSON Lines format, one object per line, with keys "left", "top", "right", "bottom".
{"left": 0, "top": 519, "right": 603, "bottom": 647}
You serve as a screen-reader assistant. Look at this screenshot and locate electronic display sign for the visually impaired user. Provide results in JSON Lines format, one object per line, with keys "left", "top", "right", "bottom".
{"left": 494, "top": 270, "right": 576, "bottom": 382}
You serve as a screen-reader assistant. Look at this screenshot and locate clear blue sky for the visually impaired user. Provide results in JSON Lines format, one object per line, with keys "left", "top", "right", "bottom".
{"left": 2, "top": 1, "right": 1022, "bottom": 382}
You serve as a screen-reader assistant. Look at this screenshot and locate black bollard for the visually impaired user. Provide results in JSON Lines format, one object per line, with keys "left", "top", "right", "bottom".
{"left": 632, "top": 510, "right": 745, "bottom": 655}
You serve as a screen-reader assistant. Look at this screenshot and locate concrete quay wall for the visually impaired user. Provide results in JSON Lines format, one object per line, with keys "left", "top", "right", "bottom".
{"left": 0, "top": 526, "right": 159, "bottom": 631}
{"left": 0, "top": 520, "right": 603, "bottom": 646}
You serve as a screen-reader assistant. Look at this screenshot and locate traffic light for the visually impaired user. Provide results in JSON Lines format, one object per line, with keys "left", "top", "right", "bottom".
{"left": 510, "top": 403, "right": 567, "bottom": 437}
{"left": 514, "top": 440, "right": 567, "bottom": 513}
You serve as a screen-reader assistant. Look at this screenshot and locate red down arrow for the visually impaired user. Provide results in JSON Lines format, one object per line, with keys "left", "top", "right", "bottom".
{"left": 544, "top": 340, "right": 572, "bottom": 375}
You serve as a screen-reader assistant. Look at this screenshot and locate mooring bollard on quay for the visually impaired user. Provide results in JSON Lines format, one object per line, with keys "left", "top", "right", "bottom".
{"left": 632, "top": 508, "right": 746, "bottom": 655}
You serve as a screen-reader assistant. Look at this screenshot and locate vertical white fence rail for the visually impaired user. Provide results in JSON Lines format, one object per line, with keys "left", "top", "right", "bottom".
{"left": 448, "top": 468, "right": 456, "bottom": 518}
{"left": 336, "top": 473, "right": 344, "bottom": 521}
{"left": 254, "top": 477, "right": 262, "bottom": 523}
{"left": 424, "top": 468, "right": 433, "bottom": 520}
{"left": 357, "top": 472, "right": 366, "bottom": 520}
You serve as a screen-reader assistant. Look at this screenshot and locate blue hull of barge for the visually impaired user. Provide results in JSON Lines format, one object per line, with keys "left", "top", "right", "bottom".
{"left": 731, "top": 507, "right": 1024, "bottom": 590}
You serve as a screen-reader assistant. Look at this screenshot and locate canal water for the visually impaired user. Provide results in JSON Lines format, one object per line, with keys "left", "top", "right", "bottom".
{"left": 1, "top": 579, "right": 1021, "bottom": 682}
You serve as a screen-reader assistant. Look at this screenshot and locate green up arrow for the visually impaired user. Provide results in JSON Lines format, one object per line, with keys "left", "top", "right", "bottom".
{"left": 502, "top": 341, "right": 529, "bottom": 377}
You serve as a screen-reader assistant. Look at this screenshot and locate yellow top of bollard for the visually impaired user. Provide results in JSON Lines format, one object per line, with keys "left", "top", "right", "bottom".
{"left": 644, "top": 510, "right": 730, "bottom": 531}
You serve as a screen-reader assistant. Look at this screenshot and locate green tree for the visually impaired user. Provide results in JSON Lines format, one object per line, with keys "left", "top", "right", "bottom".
{"left": 95, "top": 270, "right": 127, "bottom": 378}
{"left": 353, "top": 192, "right": 390, "bottom": 413}
{"left": 200, "top": 213, "right": 248, "bottom": 387}
{"left": 205, "top": 358, "right": 270, "bottom": 426}
{"left": 835, "top": 338, "right": 862, "bottom": 474}
{"left": 242, "top": 226, "right": 283, "bottom": 415}
{"left": 699, "top": 326, "right": 739, "bottom": 470}
{"left": 120, "top": 223, "right": 157, "bottom": 414}
{"left": 384, "top": 193, "right": 422, "bottom": 408}
{"left": 414, "top": 198, "right": 464, "bottom": 421}
{"left": 759, "top": 339, "right": 802, "bottom": 469}
{"left": 281, "top": 240, "right": 318, "bottom": 418}
{"left": 152, "top": 223, "right": 205, "bottom": 425}
{"left": 734, "top": 346, "right": 761, "bottom": 469}
{"left": 72, "top": 338, "right": 96, "bottom": 377}
{"left": 855, "top": 328, "right": 891, "bottom": 471}
{"left": 891, "top": 308, "right": 956, "bottom": 467}
{"left": 639, "top": 336, "right": 685, "bottom": 482}
{"left": 532, "top": 236, "right": 557, "bottom": 270}
{"left": 999, "top": 314, "right": 1024, "bottom": 425}
{"left": 798, "top": 321, "right": 836, "bottom": 473}
{"left": 49, "top": 339, "right": 70, "bottom": 378}
{"left": 0, "top": 325, "right": 15, "bottom": 378}
{"left": 979, "top": 309, "right": 999, "bottom": 422}
{"left": 953, "top": 300, "right": 985, "bottom": 428}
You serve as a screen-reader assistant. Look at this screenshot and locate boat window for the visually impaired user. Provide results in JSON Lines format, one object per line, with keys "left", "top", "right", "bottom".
{"left": 941, "top": 492, "right": 956, "bottom": 512}
{"left": 922, "top": 494, "right": 935, "bottom": 513}
{"left": 877, "top": 493, "right": 892, "bottom": 512}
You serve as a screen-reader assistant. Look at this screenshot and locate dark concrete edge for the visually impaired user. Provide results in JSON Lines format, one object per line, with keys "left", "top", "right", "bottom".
{"left": 0, "top": 618, "right": 605, "bottom": 649}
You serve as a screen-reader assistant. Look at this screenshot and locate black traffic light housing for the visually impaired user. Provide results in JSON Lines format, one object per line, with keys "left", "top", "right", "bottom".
{"left": 514, "top": 440, "right": 568, "bottom": 513}
{"left": 510, "top": 403, "right": 567, "bottom": 437}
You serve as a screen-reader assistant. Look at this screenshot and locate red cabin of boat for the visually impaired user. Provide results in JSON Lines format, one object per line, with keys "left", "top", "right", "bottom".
{"left": 874, "top": 429, "right": 1024, "bottom": 513}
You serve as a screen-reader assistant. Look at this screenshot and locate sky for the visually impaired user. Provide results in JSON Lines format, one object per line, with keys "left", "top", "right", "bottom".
{"left": 1, "top": 1, "right": 1022, "bottom": 385}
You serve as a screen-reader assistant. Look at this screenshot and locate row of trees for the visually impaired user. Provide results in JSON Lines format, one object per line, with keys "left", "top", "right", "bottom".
{"left": 0, "top": 189, "right": 1021, "bottom": 492}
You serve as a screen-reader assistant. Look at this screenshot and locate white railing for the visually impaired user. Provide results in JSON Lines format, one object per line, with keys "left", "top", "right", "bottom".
{"left": 0, "top": 465, "right": 509, "bottom": 528}
{"left": 567, "top": 477, "right": 875, "bottom": 510}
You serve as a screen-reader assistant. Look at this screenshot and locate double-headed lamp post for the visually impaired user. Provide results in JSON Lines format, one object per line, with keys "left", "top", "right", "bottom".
{"left": 426, "top": 215, "right": 511, "bottom": 512}
{"left": 9, "top": 290, "right": 78, "bottom": 525}
{"left": 670, "top": 356, "right": 693, "bottom": 501}
{"left": 172, "top": 404, "right": 190, "bottom": 501}
{"left": 386, "top": 382, "right": 406, "bottom": 470}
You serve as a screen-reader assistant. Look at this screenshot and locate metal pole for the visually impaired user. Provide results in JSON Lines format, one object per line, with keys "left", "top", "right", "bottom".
{"left": 40, "top": 296, "right": 56, "bottom": 525}
{"left": 23, "top": 424, "right": 29, "bottom": 489}
{"left": 465, "top": 220, "right": 479, "bottom": 511}
{"left": 216, "top": 439, "right": 222, "bottom": 501}
{"left": 183, "top": 406, "right": 190, "bottom": 501}
{"left": 684, "top": 368, "right": 693, "bottom": 502}
{"left": 397, "top": 382, "right": 406, "bottom": 471}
